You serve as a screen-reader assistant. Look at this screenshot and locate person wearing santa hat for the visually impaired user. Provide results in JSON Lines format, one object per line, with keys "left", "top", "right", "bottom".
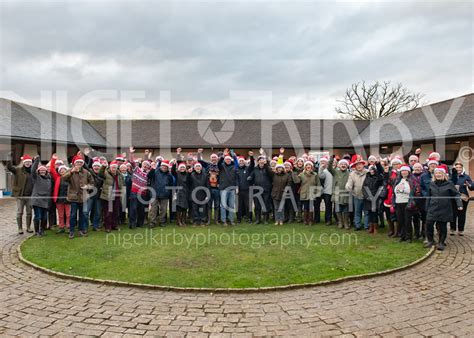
{"left": 83, "top": 160, "right": 106, "bottom": 231}
{"left": 62, "top": 153, "right": 95, "bottom": 238}
{"left": 362, "top": 163, "right": 384, "bottom": 234}
{"left": 50, "top": 154, "right": 71, "bottom": 233}
{"left": 390, "top": 164, "right": 416, "bottom": 242}
{"left": 271, "top": 161, "right": 292, "bottom": 225}
{"left": 410, "top": 162, "right": 426, "bottom": 240}
{"left": 327, "top": 156, "right": 351, "bottom": 229}
{"left": 128, "top": 147, "right": 152, "bottom": 229}
{"left": 236, "top": 152, "right": 255, "bottom": 224}
{"left": 408, "top": 154, "right": 419, "bottom": 168}
{"left": 3, "top": 153, "right": 34, "bottom": 234}
{"left": 283, "top": 160, "right": 297, "bottom": 223}
{"left": 383, "top": 157, "right": 403, "bottom": 237}
{"left": 171, "top": 160, "right": 190, "bottom": 226}
{"left": 425, "top": 166, "right": 463, "bottom": 251}
{"left": 217, "top": 150, "right": 238, "bottom": 225}
{"left": 97, "top": 160, "right": 124, "bottom": 232}
{"left": 292, "top": 157, "right": 305, "bottom": 222}
{"left": 420, "top": 157, "right": 439, "bottom": 202}
{"left": 346, "top": 155, "right": 369, "bottom": 231}
{"left": 291, "top": 161, "right": 321, "bottom": 225}
{"left": 248, "top": 153, "right": 273, "bottom": 224}
{"left": 188, "top": 162, "right": 210, "bottom": 225}
{"left": 316, "top": 156, "right": 333, "bottom": 225}
{"left": 30, "top": 156, "right": 52, "bottom": 236}
{"left": 196, "top": 148, "right": 221, "bottom": 225}
{"left": 147, "top": 159, "right": 174, "bottom": 227}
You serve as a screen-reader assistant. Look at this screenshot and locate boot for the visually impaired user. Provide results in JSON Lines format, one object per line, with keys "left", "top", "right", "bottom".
{"left": 263, "top": 214, "right": 269, "bottom": 225}
{"left": 206, "top": 209, "right": 211, "bottom": 225}
{"left": 368, "top": 223, "right": 374, "bottom": 234}
{"left": 393, "top": 222, "right": 400, "bottom": 238}
{"left": 180, "top": 211, "right": 187, "bottom": 226}
{"left": 33, "top": 219, "right": 40, "bottom": 235}
{"left": 297, "top": 211, "right": 303, "bottom": 223}
{"left": 387, "top": 219, "right": 395, "bottom": 237}
{"left": 255, "top": 213, "right": 261, "bottom": 224}
{"left": 214, "top": 209, "right": 220, "bottom": 224}
{"left": 26, "top": 214, "right": 33, "bottom": 233}
{"left": 343, "top": 213, "right": 351, "bottom": 230}
{"left": 176, "top": 212, "right": 182, "bottom": 226}
{"left": 40, "top": 219, "right": 47, "bottom": 236}
{"left": 336, "top": 212, "right": 343, "bottom": 229}
{"left": 16, "top": 216, "right": 24, "bottom": 234}
{"left": 308, "top": 212, "right": 314, "bottom": 226}
{"left": 373, "top": 222, "right": 378, "bottom": 235}
{"left": 303, "top": 211, "right": 308, "bottom": 225}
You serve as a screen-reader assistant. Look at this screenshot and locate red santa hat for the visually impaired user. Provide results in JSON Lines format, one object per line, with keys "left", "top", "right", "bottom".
{"left": 55, "top": 159, "right": 64, "bottom": 165}
{"left": 368, "top": 155, "right": 377, "bottom": 162}
{"left": 399, "top": 164, "right": 411, "bottom": 172}
{"left": 21, "top": 155, "right": 32, "bottom": 163}
{"left": 58, "top": 165, "right": 68, "bottom": 172}
{"left": 272, "top": 156, "right": 279, "bottom": 161}
{"left": 429, "top": 152, "right": 441, "bottom": 160}
{"left": 92, "top": 161, "right": 101, "bottom": 167}
{"left": 115, "top": 155, "right": 125, "bottom": 161}
{"left": 427, "top": 157, "right": 439, "bottom": 166}
{"left": 319, "top": 156, "right": 329, "bottom": 163}
{"left": 224, "top": 155, "right": 233, "bottom": 161}
{"left": 304, "top": 161, "right": 314, "bottom": 167}
{"left": 237, "top": 156, "right": 246, "bottom": 163}
{"left": 36, "top": 165, "right": 47, "bottom": 172}
{"left": 275, "top": 163, "right": 285, "bottom": 169}
{"left": 409, "top": 154, "right": 419, "bottom": 162}
{"left": 109, "top": 160, "right": 118, "bottom": 168}
{"left": 338, "top": 159, "right": 350, "bottom": 166}
{"left": 142, "top": 160, "right": 151, "bottom": 167}
{"left": 178, "top": 162, "right": 187, "bottom": 169}
{"left": 160, "top": 160, "right": 171, "bottom": 167}
{"left": 72, "top": 155, "right": 84, "bottom": 165}
{"left": 210, "top": 153, "right": 218, "bottom": 159}
{"left": 194, "top": 162, "right": 202, "bottom": 169}
{"left": 284, "top": 161, "right": 293, "bottom": 167}
{"left": 434, "top": 165, "right": 446, "bottom": 174}
{"left": 390, "top": 157, "right": 403, "bottom": 165}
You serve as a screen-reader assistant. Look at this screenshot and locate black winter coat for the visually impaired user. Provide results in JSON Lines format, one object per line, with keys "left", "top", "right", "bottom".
{"left": 189, "top": 171, "right": 209, "bottom": 202}
{"left": 249, "top": 164, "right": 273, "bottom": 192}
{"left": 362, "top": 172, "right": 384, "bottom": 211}
{"left": 426, "top": 180, "right": 462, "bottom": 222}
{"left": 218, "top": 157, "right": 237, "bottom": 190}
{"left": 173, "top": 169, "right": 190, "bottom": 209}
{"left": 236, "top": 158, "right": 255, "bottom": 191}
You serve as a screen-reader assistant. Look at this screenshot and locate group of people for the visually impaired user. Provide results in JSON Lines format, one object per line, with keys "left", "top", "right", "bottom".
{"left": 4, "top": 147, "right": 472, "bottom": 250}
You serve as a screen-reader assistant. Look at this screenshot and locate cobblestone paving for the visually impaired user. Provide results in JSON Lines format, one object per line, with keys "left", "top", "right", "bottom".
{"left": 0, "top": 198, "right": 472, "bottom": 337}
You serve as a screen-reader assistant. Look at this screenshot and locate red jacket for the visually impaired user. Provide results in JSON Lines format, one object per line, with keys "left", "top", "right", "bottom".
{"left": 50, "top": 158, "right": 61, "bottom": 203}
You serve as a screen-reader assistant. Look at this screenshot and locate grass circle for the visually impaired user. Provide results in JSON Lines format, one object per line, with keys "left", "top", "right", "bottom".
{"left": 20, "top": 223, "right": 429, "bottom": 289}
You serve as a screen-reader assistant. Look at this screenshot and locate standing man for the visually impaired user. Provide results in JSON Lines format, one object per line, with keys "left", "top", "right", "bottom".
{"left": 148, "top": 159, "right": 174, "bottom": 227}
{"left": 317, "top": 156, "right": 333, "bottom": 225}
{"left": 62, "top": 153, "right": 95, "bottom": 239}
{"left": 197, "top": 149, "right": 221, "bottom": 224}
{"left": 3, "top": 153, "right": 34, "bottom": 234}
{"left": 218, "top": 149, "right": 238, "bottom": 226}
{"left": 128, "top": 147, "right": 151, "bottom": 229}
{"left": 345, "top": 155, "right": 369, "bottom": 231}
{"left": 236, "top": 151, "right": 255, "bottom": 224}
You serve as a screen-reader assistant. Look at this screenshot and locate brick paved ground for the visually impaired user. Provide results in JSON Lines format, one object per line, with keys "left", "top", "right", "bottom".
{"left": 0, "top": 198, "right": 472, "bottom": 337}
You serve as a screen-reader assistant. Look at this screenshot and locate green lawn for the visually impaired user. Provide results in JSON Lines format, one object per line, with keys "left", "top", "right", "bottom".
{"left": 20, "top": 221, "right": 429, "bottom": 289}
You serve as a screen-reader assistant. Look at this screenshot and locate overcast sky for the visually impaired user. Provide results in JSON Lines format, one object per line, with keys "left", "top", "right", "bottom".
{"left": 0, "top": 0, "right": 472, "bottom": 119}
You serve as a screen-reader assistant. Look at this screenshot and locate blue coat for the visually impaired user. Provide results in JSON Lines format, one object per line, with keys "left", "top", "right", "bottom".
{"left": 148, "top": 168, "right": 174, "bottom": 199}
{"left": 450, "top": 170, "right": 474, "bottom": 196}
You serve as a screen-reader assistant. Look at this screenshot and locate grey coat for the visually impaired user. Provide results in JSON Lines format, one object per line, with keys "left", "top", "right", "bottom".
{"left": 31, "top": 158, "right": 52, "bottom": 209}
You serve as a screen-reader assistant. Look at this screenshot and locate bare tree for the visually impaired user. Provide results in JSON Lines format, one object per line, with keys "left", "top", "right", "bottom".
{"left": 335, "top": 81, "right": 425, "bottom": 120}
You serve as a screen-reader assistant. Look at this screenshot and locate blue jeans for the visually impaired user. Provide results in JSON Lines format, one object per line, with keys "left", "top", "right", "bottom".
{"left": 273, "top": 199, "right": 284, "bottom": 222}
{"left": 220, "top": 188, "right": 236, "bottom": 223}
{"left": 70, "top": 202, "right": 87, "bottom": 234}
{"left": 353, "top": 197, "right": 369, "bottom": 229}
{"left": 33, "top": 206, "right": 48, "bottom": 222}
{"left": 86, "top": 196, "right": 102, "bottom": 230}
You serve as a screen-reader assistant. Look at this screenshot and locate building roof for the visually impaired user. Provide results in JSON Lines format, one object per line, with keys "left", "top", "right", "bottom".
{"left": 353, "top": 93, "right": 474, "bottom": 146}
{"left": 0, "top": 98, "right": 107, "bottom": 147}
{"left": 87, "top": 119, "right": 370, "bottom": 149}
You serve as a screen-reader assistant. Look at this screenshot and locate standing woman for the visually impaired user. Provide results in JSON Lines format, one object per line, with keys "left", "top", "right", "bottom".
{"left": 172, "top": 162, "right": 190, "bottom": 226}
{"left": 391, "top": 164, "right": 414, "bottom": 242}
{"left": 362, "top": 164, "right": 384, "bottom": 234}
{"left": 31, "top": 156, "right": 52, "bottom": 236}
{"left": 99, "top": 161, "right": 124, "bottom": 233}
{"left": 450, "top": 162, "right": 473, "bottom": 236}
{"left": 328, "top": 157, "right": 350, "bottom": 229}
{"left": 271, "top": 162, "right": 291, "bottom": 225}
{"left": 425, "top": 166, "right": 463, "bottom": 250}
{"left": 292, "top": 161, "right": 321, "bottom": 225}
{"left": 50, "top": 154, "right": 70, "bottom": 233}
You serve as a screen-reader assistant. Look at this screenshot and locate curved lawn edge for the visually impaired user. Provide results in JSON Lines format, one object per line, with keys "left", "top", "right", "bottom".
{"left": 18, "top": 235, "right": 435, "bottom": 293}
